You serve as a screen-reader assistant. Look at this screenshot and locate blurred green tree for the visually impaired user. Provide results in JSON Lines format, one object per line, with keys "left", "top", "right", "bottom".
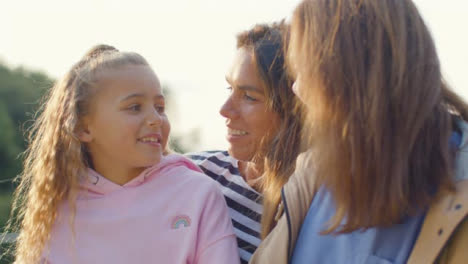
{"left": 0, "top": 64, "right": 53, "bottom": 190}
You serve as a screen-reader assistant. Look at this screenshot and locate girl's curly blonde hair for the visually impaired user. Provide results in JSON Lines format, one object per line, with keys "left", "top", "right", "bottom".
{"left": 3, "top": 45, "right": 150, "bottom": 263}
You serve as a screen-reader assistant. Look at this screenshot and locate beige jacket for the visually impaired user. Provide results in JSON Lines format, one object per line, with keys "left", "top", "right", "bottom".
{"left": 250, "top": 123, "right": 468, "bottom": 264}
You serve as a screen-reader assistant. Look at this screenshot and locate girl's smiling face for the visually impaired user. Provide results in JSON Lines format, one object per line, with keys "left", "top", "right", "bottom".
{"left": 78, "top": 65, "right": 170, "bottom": 184}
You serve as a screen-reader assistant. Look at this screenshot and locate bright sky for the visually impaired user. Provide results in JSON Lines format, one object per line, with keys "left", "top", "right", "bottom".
{"left": 1, "top": 0, "right": 467, "bottom": 151}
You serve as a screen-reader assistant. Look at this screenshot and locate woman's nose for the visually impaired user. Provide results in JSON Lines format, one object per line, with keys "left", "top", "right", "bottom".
{"left": 219, "top": 96, "right": 239, "bottom": 119}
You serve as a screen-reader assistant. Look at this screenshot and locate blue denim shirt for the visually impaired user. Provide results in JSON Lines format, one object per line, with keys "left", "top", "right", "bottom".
{"left": 291, "top": 187, "right": 425, "bottom": 264}
{"left": 291, "top": 130, "right": 464, "bottom": 264}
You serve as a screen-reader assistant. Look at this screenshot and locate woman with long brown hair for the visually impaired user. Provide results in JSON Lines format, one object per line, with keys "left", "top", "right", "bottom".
{"left": 250, "top": 0, "right": 468, "bottom": 263}
{"left": 188, "top": 22, "right": 303, "bottom": 264}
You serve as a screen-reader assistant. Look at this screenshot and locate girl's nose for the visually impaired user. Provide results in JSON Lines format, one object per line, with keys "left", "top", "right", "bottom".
{"left": 147, "top": 110, "right": 162, "bottom": 127}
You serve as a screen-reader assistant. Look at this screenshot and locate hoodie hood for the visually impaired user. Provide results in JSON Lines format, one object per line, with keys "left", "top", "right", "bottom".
{"left": 81, "top": 154, "right": 203, "bottom": 196}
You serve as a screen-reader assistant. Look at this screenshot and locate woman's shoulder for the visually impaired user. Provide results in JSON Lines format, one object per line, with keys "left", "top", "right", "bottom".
{"left": 146, "top": 154, "right": 222, "bottom": 193}
{"left": 185, "top": 150, "right": 260, "bottom": 198}
{"left": 408, "top": 179, "right": 468, "bottom": 263}
{"left": 186, "top": 150, "right": 236, "bottom": 165}
{"left": 185, "top": 150, "right": 240, "bottom": 177}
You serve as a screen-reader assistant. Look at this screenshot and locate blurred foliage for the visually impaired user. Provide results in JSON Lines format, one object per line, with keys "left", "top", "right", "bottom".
{"left": 0, "top": 64, "right": 52, "bottom": 263}
{"left": 163, "top": 85, "right": 200, "bottom": 153}
{"left": 0, "top": 64, "right": 53, "bottom": 191}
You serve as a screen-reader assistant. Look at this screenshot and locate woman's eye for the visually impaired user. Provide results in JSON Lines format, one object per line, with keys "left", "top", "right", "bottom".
{"left": 226, "top": 86, "right": 233, "bottom": 93}
{"left": 244, "top": 93, "right": 257, "bottom": 102}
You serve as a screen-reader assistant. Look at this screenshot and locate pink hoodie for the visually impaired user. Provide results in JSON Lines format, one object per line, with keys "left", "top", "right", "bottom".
{"left": 43, "top": 154, "right": 240, "bottom": 264}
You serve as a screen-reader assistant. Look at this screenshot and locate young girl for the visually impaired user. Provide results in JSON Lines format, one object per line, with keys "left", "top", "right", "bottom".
{"left": 7, "top": 45, "right": 240, "bottom": 264}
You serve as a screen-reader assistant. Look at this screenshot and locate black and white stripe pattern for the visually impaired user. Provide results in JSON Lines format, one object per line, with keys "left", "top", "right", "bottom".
{"left": 187, "top": 151, "right": 262, "bottom": 264}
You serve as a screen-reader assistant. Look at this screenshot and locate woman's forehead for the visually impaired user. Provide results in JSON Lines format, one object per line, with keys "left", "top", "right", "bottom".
{"left": 226, "top": 48, "right": 265, "bottom": 92}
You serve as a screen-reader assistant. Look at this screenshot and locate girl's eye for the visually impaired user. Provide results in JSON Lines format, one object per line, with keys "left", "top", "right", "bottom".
{"left": 155, "top": 105, "right": 165, "bottom": 113}
{"left": 128, "top": 104, "right": 141, "bottom": 112}
{"left": 226, "top": 86, "right": 233, "bottom": 92}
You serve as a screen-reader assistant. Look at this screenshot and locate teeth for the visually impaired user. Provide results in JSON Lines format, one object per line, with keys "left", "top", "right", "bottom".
{"left": 141, "top": 137, "right": 159, "bottom": 143}
{"left": 228, "top": 129, "right": 247, "bottom": 136}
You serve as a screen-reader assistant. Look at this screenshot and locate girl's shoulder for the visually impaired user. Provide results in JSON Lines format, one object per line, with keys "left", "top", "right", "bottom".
{"left": 161, "top": 153, "right": 204, "bottom": 172}
{"left": 145, "top": 153, "right": 220, "bottom": 190}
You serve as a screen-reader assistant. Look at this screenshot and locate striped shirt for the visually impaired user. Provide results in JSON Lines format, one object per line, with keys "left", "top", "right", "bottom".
{"left": 187, "top": 151, "right": 262, "bottom": 264}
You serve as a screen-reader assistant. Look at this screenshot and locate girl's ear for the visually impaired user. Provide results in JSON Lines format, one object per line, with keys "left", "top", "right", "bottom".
{"left": 75, "top": 120, "right": 93, "bottom": 143}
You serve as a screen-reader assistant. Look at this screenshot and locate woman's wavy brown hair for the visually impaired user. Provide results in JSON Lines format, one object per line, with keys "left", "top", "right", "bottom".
{"left": 288, "top": 0, "right": 468, "bottom": 234}
{"left": 4, "top": 45, "right": 150, "bottom": 263}
{"left": 237, "top": 22, "right": 304, "bottom": 238}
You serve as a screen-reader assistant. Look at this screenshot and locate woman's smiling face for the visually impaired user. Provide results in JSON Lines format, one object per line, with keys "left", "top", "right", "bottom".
{"left": 220, "top": 47, "right": 280, "bottom": 162}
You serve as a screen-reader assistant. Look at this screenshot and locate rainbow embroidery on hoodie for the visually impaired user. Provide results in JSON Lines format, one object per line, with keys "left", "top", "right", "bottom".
{"left": 171, "top": 215, "right": 191, "bottom": 229}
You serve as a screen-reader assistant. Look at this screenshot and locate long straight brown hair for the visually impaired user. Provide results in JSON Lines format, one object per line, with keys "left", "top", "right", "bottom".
{"left": 288, "top": 0, "right": 468, "bottom": 234}
{"left": 236, "top": 22, "right": 304, "bottom": 238}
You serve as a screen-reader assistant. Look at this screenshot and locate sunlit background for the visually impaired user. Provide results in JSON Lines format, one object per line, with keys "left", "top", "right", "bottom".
{"left": 0, "top": 1, "right": 466, "bottom": 257}
{"left": 1, "top": 0, "right": 467, "bottom": 151}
